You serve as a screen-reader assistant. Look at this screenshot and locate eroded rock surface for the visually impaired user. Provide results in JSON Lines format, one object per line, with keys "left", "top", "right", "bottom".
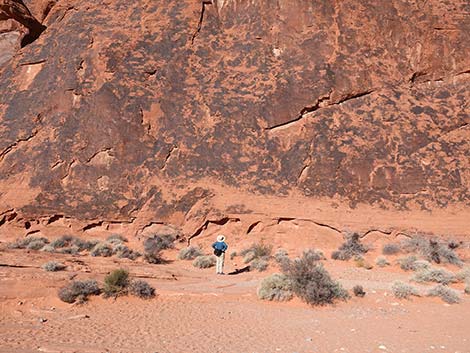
{"left": 0, "top": 0, "right": 469, "bottom": 239}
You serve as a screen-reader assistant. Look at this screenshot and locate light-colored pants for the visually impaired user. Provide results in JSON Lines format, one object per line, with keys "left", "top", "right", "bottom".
{"left": 216, "top": 252, "right": 225, "bottom": 274}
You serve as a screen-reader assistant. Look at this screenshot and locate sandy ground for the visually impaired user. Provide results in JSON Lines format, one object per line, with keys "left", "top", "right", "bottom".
{"left": 1, "top": 243, "right": 469, "bottom": 353}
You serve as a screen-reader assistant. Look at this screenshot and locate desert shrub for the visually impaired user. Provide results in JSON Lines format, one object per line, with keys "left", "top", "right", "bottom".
{"left": 302, "top": 248, "right": 325, "bottom": 262}
{"left": 331, "top": 233, "right": 367, "bottom": 261}
{"left": 382, "top": 243, "right": 401, "bottom": 255}
{"left": 114, "top": 244, "right": 140, "bottom": 260}
{"left": 58, "top": 279, "right": 100, "bottom": 303}
{"left": 456, "top": 267, "right": 470, "bottom": 282}
{"left": 59, "top": 245, "right": 80, "bottom": 255}
{"left": 281, "top": 253, "right": 349, "bottom": 306}
{"left": 40, "top": 244, "right": 55, "bottom": 253}
{"left": 240, "top": 243, "right": 272, "bottom": 264}
{"left": 51, "top": 235, "right": 75, "bottom": 248}
{"left": 107, "top": 234, "right": 128, "bottom": 243}
{"left": 129, "top": 280, "right": 156, "bottom": 299}
{"left": 74, "top": 238, "right": 99, "bottom": 251}
{"left": 391, "top": 281, "right": 420, "bottom": 299}
{"left": 427, "top": 284, "right": 460, "bottom": 304}
{"left": 413, "top": 267, "right": 456, "bottom": 285}
{"left": 257, "top": 273, "right": 293, "bottom": 301}
{"left": 353, "top": 285, "right": 366, "bottom": 297}
{"left": 42, "top": 261, "right": 66, "bottom": 272}
{"left": 90, "top": 242, "right": 113, "bottom": 257}
{"left": 9, "top": 236, "right": 49, "bottom": 249}
{"left": 144, "top": 250, "right": 165, "bottom": 264}
{"left": 465, "top": 280, "right": 470, "bottom": 295}
{"left": 27, "top": 239, "right": 48, "bottom": 250}
{"left": 193, "top": 255, "right": 216, "bottom": 269}
{"left": 273, "top": 249, "right": 289, "bottom": 263}
{"left": 331, "top": 250, "right": 351, "bottom": 261}
{"left": 413, "top": 260, "right": 432, "bottom": 271}
{"left": 243, "top": 251, "right": 257, "bottom": 264}
{"left": 354, "top": 256, "right": 373, "bottom": 270}
{"left": 401, "top": 237, "right": 462, "bottom": 266}
{"left": 144, "top": 234, "right": 175, "bottom": 253}
{"left": 143, "top": 234, "right": 175, "bottom": 264}
{"left": 375, "top": 256, "right": 390, "bottom": 267}
{"left": 103, "top": 269, "right": 129, "bottom": 297}
{"left": 250, "top": 258, "right": 269, "bottom": 272}
{"left": 230, "top": 251, "right": 237, "bottom": 259}
{"left": 398, "top": 255, "right": 418, "bottom": 271}
{"left": 178, "top": 246, "right": 203, "bottom": 260}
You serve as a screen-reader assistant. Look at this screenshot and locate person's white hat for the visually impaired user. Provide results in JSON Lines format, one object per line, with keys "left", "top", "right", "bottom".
{"left": 217, "top": 235, "right": 226, "bottom": 242}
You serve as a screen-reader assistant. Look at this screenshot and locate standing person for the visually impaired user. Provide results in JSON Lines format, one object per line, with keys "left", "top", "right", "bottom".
{"left": 212, "top": 235, "right": 228, "bottom": 275}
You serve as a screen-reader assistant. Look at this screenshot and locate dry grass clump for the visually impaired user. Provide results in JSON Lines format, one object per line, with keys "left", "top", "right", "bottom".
{"left": 143, "top": 234, "right": 175, "bottom": 264}
{"left": 103, "top": 269, "right": 129, "bottom": 297}
{"left": 51, "top": 235, "right": 98, "bottom": 253}
{"left": 455, "top": 266, "right": 470, "bottom": 282}
{"left": 391, "top": 281, "right": 420, "bottom": 299}
{"left": 241, "top": 243, "right": 272, "bottom": 263}
{"left": 178, "top": 246, "right": 203, "bottom": 260}
{"left": 106, "top": 234, "right": 128, "bottom": 244}
{"left": 129, "top": 280, "right": 156, "bottom": 299}
{"left": 281, "top": 252, "right": 349, "bottom": 306}
{"left": 90, "top": 242, "right": 113, "bottom": 257}
{"left": 114, "top": 244, "right": 141, "bottom": 260}
{"left": 9, "top": 236, "right": 49, "bottom": 250}
{"left": 413, "top": 267, "right": 456, "bottom": 285}
{"left": 257, "top": 274, "right": 293, "bottom": 301}
{"left": 427, "top": 284, "right": 460, "bottom": 304}
{"left": 375, "top": 256, "right": 390, "bottom": 267}
{"left": 193, "top": 255, "right": 216, "bottom": 269}
{"left": 354, "top": 256, "right": 373, "bottom": 270}
{"left": 401, "top": 237, "right": 462, "bottom": 266}
{"left": 398, "top": 255, "right": 419, "bottom": 271}
{"left": 382, "top": 243, "right": 401, "bottom": 255}
{"left": 331, "top": 232, "right": 367, "bottom": 261}
{"left": 250, "top": 258, "right": 269, "bottom": 272}
{"left": 353, "top": 285, "right": 366, "bottom": 297}
{"left": 42, "top": 261, "right": 66, "bottom": 272}
{"left": 58, "top": 279, "right": 101, "bottom": 303}
{"left": 273, "top": 249, "right": 289, "bottom": 263}
{"left": 302, "top": 248, "right": 325, "bottom": 262}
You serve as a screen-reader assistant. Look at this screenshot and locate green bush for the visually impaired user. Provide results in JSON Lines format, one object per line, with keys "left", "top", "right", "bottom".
{"left": 257, "top": 274, "right": 293, "bottom": 301}
{"left": 103, "top": 269, "right": 129, "bottom": 297}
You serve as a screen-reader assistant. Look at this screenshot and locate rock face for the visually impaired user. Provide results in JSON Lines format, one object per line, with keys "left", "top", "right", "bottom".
{"left": 0, "top": 0, "right": 469, "bottom": 240}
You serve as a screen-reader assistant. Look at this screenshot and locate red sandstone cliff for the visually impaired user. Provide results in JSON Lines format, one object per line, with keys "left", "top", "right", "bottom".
{"left": 0, "top": 0, "right": 469, "bottom": 240}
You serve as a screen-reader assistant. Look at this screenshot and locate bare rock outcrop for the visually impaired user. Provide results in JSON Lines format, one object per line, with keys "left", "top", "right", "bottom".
{"left": 0, "top": 0, "right": 469, "bottom": 240}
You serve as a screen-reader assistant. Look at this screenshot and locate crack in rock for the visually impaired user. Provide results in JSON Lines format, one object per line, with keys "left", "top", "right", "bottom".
{"left": 191, "top": 0, "right": 212, "bottom": 44}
